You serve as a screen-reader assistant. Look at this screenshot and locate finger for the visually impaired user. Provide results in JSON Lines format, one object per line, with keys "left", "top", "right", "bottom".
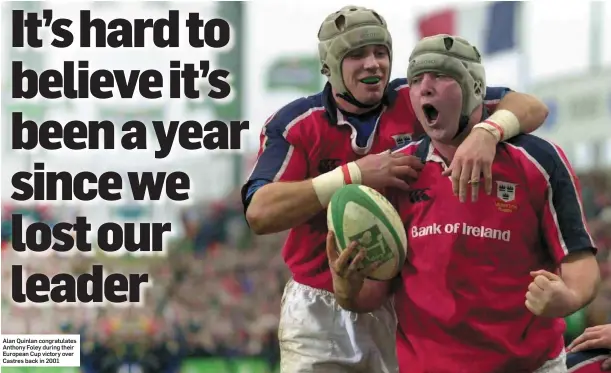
{"left": 533, "top": 275, "right": 552, "bottom": 290}
{"left": 524, "top": 299, "right": 539, "bottom": 315}
{"left": 363, "top": 261, "right": 383, "bottom": 277}
{"left": 525, "top": 291, "right": 538, "bottom": 304}
{"left": 567, "top": 331, "right": 597, "bottom": 351}
{"left": 347, "top": 249, "right": 367, "bottom": 273}
{"left": 326, "top": 232, "right": 339, "bottom": 262}
{"left": 391, "top": 155, "right": 424, "bottom": 171}
{"left": 527, "top": 282, "right": 543, "bottom": 295}
{"left": 449, "top": 163, "right": 462, "bottom": 197}
{"left": 601, "top": 357, "right": 611, "bottom": 370}
{"left": 530, "top": 270, "right": 561, "bottom": 282}
{"left": 470, "top": 163, "right": 482, "bottom": 203}
{"left": 390, "top": 166, "right": 419, "bottom": 180}
{"left": 483, "top": 162, "right": 493, "bottom": 195}
{"left": 390, "top": 178, "right": 411, "bottom": 192}
{"left": 402, "top": 156, "right": 426, "bottom": 171}
{"left": 335, "top": 241, "right": 359, "bottom": 273}
{"left": 585, "top": 325, "right": 608, "bottom": 333}
{"left": 458, "top": 162, "right": 472, "bottom": 203}
{"left": 568, "top": 338, "right": 605, "bottom": 353}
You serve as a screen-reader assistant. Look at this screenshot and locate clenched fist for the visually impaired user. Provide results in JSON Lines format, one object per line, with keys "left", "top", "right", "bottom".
{"left": 525, "top": 270, "right": 578, "bottom": 318}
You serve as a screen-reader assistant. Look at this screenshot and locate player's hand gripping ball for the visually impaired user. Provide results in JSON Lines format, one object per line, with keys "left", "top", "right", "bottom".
{"left": 327, "top": 184, "right": 407, "bottom": 281}
{"left": 326, "top": 232, "right": 379, "bottom": 300}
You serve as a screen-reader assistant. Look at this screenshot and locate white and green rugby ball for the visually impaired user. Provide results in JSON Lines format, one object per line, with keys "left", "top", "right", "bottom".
{"left": 327, "top": 184, "right": 407, "bottom": 281}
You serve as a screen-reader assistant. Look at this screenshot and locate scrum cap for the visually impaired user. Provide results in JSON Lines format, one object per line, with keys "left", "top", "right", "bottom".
{"left": 318, "top": 6, "right": 392, "bottom": 98}
{"left": 407, "top": 34, "right": 486, "bottom": 123}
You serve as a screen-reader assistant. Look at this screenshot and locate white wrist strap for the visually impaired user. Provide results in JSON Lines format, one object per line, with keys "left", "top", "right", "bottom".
{"left": 473, "top": 109, "right": 520, "bottom": 142}
{"left": 312, "top": 162, "right": 362, "bottom": 207}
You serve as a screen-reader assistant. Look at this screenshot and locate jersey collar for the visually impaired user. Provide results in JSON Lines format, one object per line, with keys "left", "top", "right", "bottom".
{"left": 322, "top": 82, "right": 399, "bottom": 125}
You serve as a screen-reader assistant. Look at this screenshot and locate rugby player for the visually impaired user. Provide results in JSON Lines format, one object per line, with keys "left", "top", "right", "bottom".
{"left": 243, "top": 6, "right": 550, "bottom": 372}
{"left": 327, "top": 34, "right": 599, "bottom": 373}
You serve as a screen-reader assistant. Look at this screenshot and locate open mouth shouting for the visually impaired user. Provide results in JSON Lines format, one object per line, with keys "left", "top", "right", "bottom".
{"left": 422, "top": 104, "right": 439, "bottom": 126}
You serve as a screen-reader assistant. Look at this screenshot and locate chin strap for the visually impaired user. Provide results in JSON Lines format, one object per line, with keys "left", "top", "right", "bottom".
{"left": 336, "top": 92, "right": 378, "bottom": 109}
{"left": 453, "top": 115, "right": 471, "bottom": 139}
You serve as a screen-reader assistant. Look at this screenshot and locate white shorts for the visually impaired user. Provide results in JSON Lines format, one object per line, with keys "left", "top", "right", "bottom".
{"left": 534, "top": 350, "right": 567, "bottom": 373}
{"left": 278, "top": 278, "right": 399, "bottom": 373}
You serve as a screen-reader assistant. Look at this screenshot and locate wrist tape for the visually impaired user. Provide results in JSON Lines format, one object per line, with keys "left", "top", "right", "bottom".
{"left": 312, "top": 162, "right": 362, "bottom": 207}
{"left": 473, "top": 109, "right": 520, "bottom": 142}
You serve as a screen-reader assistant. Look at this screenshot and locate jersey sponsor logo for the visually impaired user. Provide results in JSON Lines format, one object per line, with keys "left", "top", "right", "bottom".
{"left": 411, "top": 222, "right": 511, "bottom": 242}
{"left": 495, "top": 181, "right": 518, "bottom": 213}
{"left": 318, "top": 159, "right": 341, "bottom": 174}
{"left": 391, "top": 133, "right": 412, "bottom": 147}
{"left": 407, "top": 188, "right": 431, "bottom": 203}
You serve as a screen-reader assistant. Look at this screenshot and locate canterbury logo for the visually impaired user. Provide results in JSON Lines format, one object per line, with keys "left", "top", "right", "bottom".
{"left": 407, "top": 188, "right": 431, "bottom": 203}
{"left": 318, "top": 159, "right": 341, "bottom": 174}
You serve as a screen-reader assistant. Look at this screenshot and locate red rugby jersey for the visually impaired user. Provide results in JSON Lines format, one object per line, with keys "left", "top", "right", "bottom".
{"left": 242, "top": 81, "right": 510, "bottom": 292}
{"left": 387, "top": 135, "right": 597, "bottom": 373}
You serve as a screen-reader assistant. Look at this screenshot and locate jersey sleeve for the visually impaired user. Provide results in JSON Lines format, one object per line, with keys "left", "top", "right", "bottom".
{"left": 514, "top": 136, "right": 597, "bottom": 264}
{"left": 542, "top": 144, "right": 596, "bottom": 263}
{"left": 241, "top": 103, "right": 311, "bottom": 212}
{"left": 483, "top": 86, "right": 512, "bottom": 111}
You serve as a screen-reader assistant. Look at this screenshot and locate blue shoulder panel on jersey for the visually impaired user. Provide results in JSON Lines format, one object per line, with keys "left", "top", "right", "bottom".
{"left": 415, "top": 136, "right": 431, "bottom": 163}
{"left": 388, "top": 77, "right": 408, "bottom": 90}
{"left": 507, "top": 134, "right": 593, "bottom": 252}
{"left": 241, "top": 93, "right": 323, "bottom": 213}
{"left": 484, "top": 86, "right": 512, "bottom": 101}
{"left": 249, "top": 94, "right": 321, "bottom": 182}
{"left": 385, "top": 78, "right": 409, "bottom": 105}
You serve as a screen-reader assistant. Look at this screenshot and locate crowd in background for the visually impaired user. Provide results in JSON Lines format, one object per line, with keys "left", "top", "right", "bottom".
{"left": 1, "top": 170, "right": 610, "bottom": 373}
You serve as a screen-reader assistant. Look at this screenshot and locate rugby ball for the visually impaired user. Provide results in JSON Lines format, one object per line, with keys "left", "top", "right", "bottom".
{"left": 327, "top": 184, "right": 407, "bottom": 281}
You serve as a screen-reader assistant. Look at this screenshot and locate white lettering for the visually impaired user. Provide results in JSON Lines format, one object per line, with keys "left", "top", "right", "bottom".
{"left": 411, "top": 222, "right": 511, "bottom": 242}
{"left": 461, "top": 223, "right": 511, "bottom": 242}
{"left": 411, "top": 223, "right": 442, "bottom": 238}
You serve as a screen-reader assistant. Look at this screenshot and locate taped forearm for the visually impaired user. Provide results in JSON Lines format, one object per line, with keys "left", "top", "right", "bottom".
{"left": 475, "top": 92, "right": 549, "bottom": 140}
{"left": 246, "top": 162, "right": 361, "bottom": 234}
{"left": 312, "top": 162, "right": 361, "bottom": 206}
{"left": 473, "top": 109, "right": 520, "bottom": 142}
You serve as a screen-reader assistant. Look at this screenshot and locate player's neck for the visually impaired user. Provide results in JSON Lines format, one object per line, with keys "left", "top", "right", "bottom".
{"left": 332, "top": 88, "right": 382, "bottom": 115}
{"left": 431, "top": 106, "right": 484, "bottom": 164}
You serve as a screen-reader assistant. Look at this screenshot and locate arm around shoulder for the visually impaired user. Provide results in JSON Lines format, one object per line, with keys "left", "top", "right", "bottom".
{"left": 242, "top": 100, "right": 363, "bottom": 234}
{"left": 478, "top": 87, "right": 549, "bottom": 141}
{"left": 496, "top": 90, "right": 549, "bottom": 134}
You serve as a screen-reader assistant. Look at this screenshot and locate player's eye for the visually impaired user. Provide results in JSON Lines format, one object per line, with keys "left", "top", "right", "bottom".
{"left": 346, "top": 48, "right": 366, "bottom": 59}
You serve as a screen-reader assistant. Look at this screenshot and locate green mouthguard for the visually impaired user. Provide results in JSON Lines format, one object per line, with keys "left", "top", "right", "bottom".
{"left": 360, "top": 77, "right": 381, "bottom": 84}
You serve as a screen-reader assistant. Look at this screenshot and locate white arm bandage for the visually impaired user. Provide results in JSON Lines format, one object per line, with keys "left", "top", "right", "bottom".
{"left": 311, "top": 162, "right": 362, "bottom": 207}
{"left": 473, "top": 109, "right": 521, "bottom": 142}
